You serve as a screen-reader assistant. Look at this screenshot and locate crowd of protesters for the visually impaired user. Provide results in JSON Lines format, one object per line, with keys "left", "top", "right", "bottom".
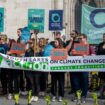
{"left": 0, "top": 28, "right": 105, "bottom": 105}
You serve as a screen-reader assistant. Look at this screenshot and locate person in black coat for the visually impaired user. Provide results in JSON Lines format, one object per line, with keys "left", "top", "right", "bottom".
{"left": 97, "top": 33, "right": 105, "bottom": 99}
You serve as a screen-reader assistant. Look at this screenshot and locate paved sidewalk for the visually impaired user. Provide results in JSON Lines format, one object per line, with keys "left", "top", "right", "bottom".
{"left": 0, "top": 92, "right": 105, "bottom": 105}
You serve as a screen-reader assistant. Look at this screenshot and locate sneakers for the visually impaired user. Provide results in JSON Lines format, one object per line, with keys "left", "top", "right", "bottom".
{"left": 58, "top": 96, "right": 63, "bottom": 102}
{"left": 34, "top": 96, "right": 39, "bottom": 101}
{"left": 81, "top": 97, "right": 86, "bottom": 104}
{"left": 52, "top": 96, "right": 56, "bottom": 102}
{"left": 71, "top": 96, "right": 77, "bottom": 102}
{"left": 52, "top": 96, "right": 63, "bottom": 102}
{"left": 39, "top": 92, "right": 45, "bottom": 96}
{"left": 30, "top": 96, "right": 39, "bottom": 102}
{"left": 7, "top": 94, "right": 13, "bottom": 100}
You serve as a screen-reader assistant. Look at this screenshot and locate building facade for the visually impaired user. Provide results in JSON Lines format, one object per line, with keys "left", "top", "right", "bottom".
{"left": 0, "top": 0, "right": 105, "bottom": 40}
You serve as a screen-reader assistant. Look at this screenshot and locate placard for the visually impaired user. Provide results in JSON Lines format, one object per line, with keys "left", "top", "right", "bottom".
{"left": 51, "top": 48, "right": 68, "bottom": 60}
{"left": 72, "top": 43, "right": 89, "bottom": 55}
{"left": 10, "top": 43, "right": 26, "bottom": 55}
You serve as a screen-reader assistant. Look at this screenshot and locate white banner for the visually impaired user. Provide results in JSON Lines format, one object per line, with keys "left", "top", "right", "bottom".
{"left": 0, "top": 53, "right": 105, "bottom": 72}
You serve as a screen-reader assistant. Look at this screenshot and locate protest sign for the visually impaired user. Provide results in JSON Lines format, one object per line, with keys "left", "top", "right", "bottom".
{"left": 28, "top": 9, "right": 45, "bottom": 33}
{"left": 0, "top": 53, "right": 105, "bottom": 72}
{"left": 51, "top": 48, "right": 68, "bottom": 60}
{"left": 10, "top": 43, "right": 26, "bottom": 55}
{"left": 49, "top": 10, "right": 63, "bottom": 31}
{"left": 0, "top": 8, "right": 4, "bottom": 32}
{"left": 21, "top": 27, "right": 31, "bottom": 43}
{"left": 72, "top": 43, "right": 89, "bottom": 55}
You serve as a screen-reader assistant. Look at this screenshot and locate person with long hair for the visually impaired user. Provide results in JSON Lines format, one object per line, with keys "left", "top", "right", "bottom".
{"left": 51, "top": 38, "right": 65, "bottom": 102}
{"left": 37, "top": 38, "right": 47, "bottom": 96}
{"left": 25, "top": 39, "right": 40, "bottom": 104}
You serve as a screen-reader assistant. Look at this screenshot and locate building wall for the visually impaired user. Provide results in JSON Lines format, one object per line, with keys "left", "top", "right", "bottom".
{"left": 0, "top": 0, "right": 53, "bottom": 40}
{"left": 1, "top": 0, "right": 105, "bottom": 40}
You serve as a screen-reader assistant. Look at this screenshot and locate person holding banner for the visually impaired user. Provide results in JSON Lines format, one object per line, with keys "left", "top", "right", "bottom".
{"left": 7, "top": 39, "right": 16, "bottom": 100}
{"left": 51, "top": 38, "right": 65, "bottom": 102}
{"left": 97, "top": 33, "right": 105, "bottom": 99}
{"left": 66, "top": 30, "right": 79, "bottom": 95}
{"left": 37, "top": 38, "right": 47, "bottom": 96}
{"left": 0, "top": 37, "right": 9, "bottom": 95}
{"left": 70, "top": 34, "right": 95, "bottom": 103}
{"left": 25, "top": 39, "right": 40, "bottom": 103}
{"left": 17, "top": 28, "right": 26, "bottom": 96}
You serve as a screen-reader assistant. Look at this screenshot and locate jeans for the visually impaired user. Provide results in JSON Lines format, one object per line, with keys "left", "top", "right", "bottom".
{"left": 51, "top": 72, "right": 65, "bottom": 97}
{"left": 0, "top": 68, "right": 8, "bottom": 92}
{"left": 39, "top": 72, "right": 47, "bottom": 92}
{"left": 71, "top": 72, "right": 89, "bottom": 97}
{"left": 25, "top": 71, "right": 40, "bottom": 96}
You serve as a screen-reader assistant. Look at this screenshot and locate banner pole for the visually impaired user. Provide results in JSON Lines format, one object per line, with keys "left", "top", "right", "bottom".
{"left": 34, "top": 30, "right": 39, "bottom": 56}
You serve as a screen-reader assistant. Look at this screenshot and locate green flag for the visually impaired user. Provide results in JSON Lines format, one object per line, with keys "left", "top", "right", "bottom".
{"left": 81, "top": 4, "right": 105, "bottom": 44}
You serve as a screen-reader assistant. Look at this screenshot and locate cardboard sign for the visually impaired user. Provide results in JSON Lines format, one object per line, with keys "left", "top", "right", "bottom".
{"left": 51, "top": 48, "right": 68, "bottom": 60}
{"left": 10, "top": 43, "right": 26, "bottom": 55}
{"left": 72, "top": 43, "right": 89, "bottom": 55}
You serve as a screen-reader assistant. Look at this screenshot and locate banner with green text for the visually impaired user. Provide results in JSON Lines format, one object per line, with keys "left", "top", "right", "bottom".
{"left": 0, "top": 53, "right": 105, "bottom": 72}
{"left": 81, "top": 4, "right": 105, "bottom": 44}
